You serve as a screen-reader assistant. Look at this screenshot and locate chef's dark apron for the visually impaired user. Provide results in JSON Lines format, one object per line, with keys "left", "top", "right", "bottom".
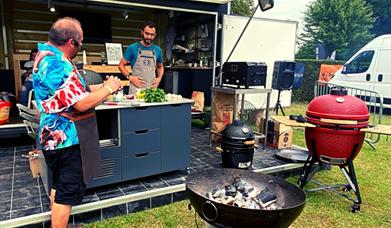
{"left": 128, "top": 43, "right": 157, "bottom": 94}
{"left": 60, "top": 79, "right": 101, "bottom": 184}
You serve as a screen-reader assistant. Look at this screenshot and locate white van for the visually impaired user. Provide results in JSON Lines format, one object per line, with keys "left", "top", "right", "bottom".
{"left": 330, "top": 34, "right": 391, "bottom": 106}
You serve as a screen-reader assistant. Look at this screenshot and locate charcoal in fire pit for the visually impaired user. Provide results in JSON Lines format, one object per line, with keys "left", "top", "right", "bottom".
{"left": 233, "top": 177, "right": 246, "bottom": 193}
{"left": 233, "top": 191, "right": 247, "bottom": 208}
{"left": 225, "top": 184, "right": 237, "bottom": 197}
{"left": 246, "top": 200, "right": 261, "bottom": 209}
{"left": 255, "top": 188, "right": 277, "bottom": 207}
{"left": 222, "top": 196, "right": 235, "bottom": 205}
{"left": 232, "top": 177, "right": 255, "bottom": 197}
{"left": 206, "top": 192, "right": 212, "bottom": 199}
{"left": 233, "top": 177, "right": 244, "bottom": 190}
{"left": 242, "top": 184, "right": 255, "bottom": 197}
{"left": 212, "top": 187, "right": 225, "bottom": 198}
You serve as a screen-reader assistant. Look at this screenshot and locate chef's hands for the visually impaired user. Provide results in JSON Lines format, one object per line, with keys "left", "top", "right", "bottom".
{"left": 151, "top": 77, "right": 162, "bottom": 88}
{"left": 104, "top": 75, "right": 122, "bottom": 94}
{"left": 129, "top": 76, "right": 145, "bottom": 88}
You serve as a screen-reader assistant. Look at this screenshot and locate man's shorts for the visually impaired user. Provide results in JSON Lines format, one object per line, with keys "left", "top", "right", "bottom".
{"left": 43, "top": 145, "right": 86, "bottom": 206}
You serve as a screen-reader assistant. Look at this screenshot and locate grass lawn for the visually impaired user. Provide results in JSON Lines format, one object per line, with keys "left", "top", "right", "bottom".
{"left": 87, "top": 102, "right": 391, "bottom": 228}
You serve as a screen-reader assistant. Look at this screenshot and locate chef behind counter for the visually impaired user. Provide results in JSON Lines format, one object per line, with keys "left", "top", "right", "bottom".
{"left": 118, "top": 21, "right": 164, "bottom": 95}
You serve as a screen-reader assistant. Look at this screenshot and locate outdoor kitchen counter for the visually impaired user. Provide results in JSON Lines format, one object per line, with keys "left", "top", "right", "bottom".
{"left": 87, "top": 98, "right": 194, "bottom": 188}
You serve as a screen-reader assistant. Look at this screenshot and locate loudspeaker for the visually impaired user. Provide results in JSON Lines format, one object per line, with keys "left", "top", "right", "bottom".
{"left": 272, "top": 61, "right": 296, "bottom": 90}
{"left": 292, "top": 62, "right": 305, "bottom": 89}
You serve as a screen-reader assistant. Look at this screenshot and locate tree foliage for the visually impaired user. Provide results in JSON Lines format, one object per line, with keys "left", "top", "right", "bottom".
{"left": 297, "top": 0, "right": 375, "bottom": 60}
{"left": 365, "top": 0, "right": 391, "bottom": 35}
{"left": 231, "top": 0, "right": 255, "bottom": 17}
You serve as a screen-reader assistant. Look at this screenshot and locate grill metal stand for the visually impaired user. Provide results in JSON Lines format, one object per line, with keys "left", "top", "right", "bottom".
{"left": 298, "top": 140, "right": 362, "bottom": 213}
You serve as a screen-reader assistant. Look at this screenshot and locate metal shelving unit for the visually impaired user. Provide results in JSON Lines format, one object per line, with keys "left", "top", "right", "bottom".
{"left": 211, "top": 86, "right": 272, "bottom": 149}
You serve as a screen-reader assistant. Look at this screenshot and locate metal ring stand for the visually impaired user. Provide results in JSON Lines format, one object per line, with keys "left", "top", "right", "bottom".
{"left": 298, "top": 140, "right": 362, "bottom": 213}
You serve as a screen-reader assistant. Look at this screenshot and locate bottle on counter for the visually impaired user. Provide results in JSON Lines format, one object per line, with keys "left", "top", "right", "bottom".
{"left": 203, "top": 56, "right": 209, "bottom": 67}
{"left": 199, "top": 53, "right": 204, "bottom": 67}
{"left": 100, "top": 51, "right": 107, "bottom": 65}
{"left": 82, "top": 45, "right": 87, "bottom": 65}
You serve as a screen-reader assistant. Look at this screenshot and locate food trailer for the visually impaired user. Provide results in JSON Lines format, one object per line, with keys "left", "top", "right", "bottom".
{"left": 0, "top": 0, "right": 298, "bottom": 189}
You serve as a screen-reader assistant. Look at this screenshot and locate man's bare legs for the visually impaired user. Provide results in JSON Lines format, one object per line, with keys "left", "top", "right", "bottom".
{"left": 50, "top": 188, "right": 72, "bottom": 228}
{"left": 50, "top": 188, "right": 56, "bottom": 209}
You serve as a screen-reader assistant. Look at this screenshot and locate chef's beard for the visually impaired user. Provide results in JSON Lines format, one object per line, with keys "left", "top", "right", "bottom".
{"left": 143, "top": 36, "right": 153, "bottom": 45}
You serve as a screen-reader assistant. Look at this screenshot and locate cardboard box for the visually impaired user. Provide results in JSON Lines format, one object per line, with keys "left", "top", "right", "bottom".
{"left": 270, "top": 127, "right": 293, "bottom": 149}
{"left": 259, "top": 118, "right": 293, "bottom": 149}
{"left": 29, "top": 150, "right": 41, "bottom": 178}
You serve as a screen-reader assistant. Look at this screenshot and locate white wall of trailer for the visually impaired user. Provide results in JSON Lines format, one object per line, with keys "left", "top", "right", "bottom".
{"left": 221, "top": 15, "right": 298, "bottom": 109}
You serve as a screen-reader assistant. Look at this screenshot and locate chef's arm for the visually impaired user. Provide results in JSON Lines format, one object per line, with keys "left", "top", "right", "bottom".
{"left": 74, "top": 76, "right": 121, "bottom": 112}
{"left": 156, "top": 63, "right": 164, "bottom": 80}
{"left": 151, "top": 63, "right": 164, "bottom": 88}
{"left": 118, "top": 58, "right": 132, "bottom": 78}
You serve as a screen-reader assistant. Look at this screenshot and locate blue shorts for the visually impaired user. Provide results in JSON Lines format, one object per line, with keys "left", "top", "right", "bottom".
{"left": 43, "top": 145, "right": 86, "bottom": 206}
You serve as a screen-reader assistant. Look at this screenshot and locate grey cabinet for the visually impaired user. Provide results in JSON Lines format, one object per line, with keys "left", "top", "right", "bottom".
{"left": 161, "top": 104, "right": 191, "bottom": 172}
{"left": 120, "top": 103, "right": 191, "bottom": 181}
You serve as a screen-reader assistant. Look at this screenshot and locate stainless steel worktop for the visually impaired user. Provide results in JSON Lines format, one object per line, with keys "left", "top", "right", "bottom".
{"left": 96, "top": 98, "right": 194, "bottom": 110}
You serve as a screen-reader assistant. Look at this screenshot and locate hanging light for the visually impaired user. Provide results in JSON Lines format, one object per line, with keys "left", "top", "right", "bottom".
{"left": 122, "top": 10, "right": 129, "bottom": 20}
{"left": 48, "top": 0, "right": 56, "bottom": 12}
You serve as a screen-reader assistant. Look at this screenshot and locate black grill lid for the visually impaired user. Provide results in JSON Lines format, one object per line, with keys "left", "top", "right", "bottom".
{"left": 330, "top": 87, "right": 348, "bottom": 96}
{"left": 222, "top": 120, "right": 254, "bottom": 141}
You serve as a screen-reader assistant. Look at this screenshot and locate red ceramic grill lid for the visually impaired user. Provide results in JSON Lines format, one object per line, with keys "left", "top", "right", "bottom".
{"left": 305, "top": 88, "right": 369, "bottom": 164}
{"left": 306, "top": 89, "right": 369, "bottom": 125}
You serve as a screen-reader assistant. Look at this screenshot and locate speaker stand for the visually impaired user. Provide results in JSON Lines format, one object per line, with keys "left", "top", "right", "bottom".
{"left": 274, "top": 89, "right": 285, "bottom": 116}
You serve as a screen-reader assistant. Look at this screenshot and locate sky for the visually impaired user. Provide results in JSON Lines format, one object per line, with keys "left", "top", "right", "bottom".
{"left": 254, "top": 0, "right": 316, "bottom": 35}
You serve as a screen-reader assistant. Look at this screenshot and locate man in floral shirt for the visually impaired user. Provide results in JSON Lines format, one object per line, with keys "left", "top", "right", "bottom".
{"left": 33, "top": 17, "right": 121, "bottom": 227}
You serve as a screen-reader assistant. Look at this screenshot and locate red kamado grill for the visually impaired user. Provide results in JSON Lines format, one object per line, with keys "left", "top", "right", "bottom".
{"left": 299, "top": 87, "right": 369, "bottom": 212}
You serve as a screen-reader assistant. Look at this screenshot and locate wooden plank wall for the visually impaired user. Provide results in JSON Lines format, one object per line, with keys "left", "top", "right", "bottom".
{"left": 9, "top": 0, "right": 169, "bottom": 98}
{"left": 12, "top": 0, "right": 167, "bottom": 57}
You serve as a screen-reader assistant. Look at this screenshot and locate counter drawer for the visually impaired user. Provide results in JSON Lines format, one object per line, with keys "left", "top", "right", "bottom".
{"left": 122, "top": 151, "right": 161, "bottom": 180}
{"left": 120, "top": 107, "right": 160, "bottom": 132}
{"left": 121, "top": 129, "right": 160, "bottom": 155}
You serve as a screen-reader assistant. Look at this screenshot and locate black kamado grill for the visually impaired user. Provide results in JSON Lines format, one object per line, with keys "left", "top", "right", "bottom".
{"left": 186, "top": 168, "right": 306, "bottom": 228}
{"left": 218, "top": 120, "right": 255, "bottom": 169}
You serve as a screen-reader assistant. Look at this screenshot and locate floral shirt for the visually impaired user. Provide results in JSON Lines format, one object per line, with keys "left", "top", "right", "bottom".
{"left": 32, "top": 43, "right": 89, "bottom": 151}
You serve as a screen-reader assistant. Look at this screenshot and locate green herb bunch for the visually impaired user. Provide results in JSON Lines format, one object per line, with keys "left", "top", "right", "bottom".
{"left": 144, "top": 88, "right": 167, "bottom": 103}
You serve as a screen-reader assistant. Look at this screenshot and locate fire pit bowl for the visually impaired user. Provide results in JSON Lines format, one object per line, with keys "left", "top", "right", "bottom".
{"left": 186, "top": 168, "right": 306, "bottom": 228}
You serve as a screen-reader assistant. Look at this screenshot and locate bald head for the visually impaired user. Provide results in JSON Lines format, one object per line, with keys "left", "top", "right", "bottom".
{"left": 49, "top": 17, "right": 82, "bottom": 46}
